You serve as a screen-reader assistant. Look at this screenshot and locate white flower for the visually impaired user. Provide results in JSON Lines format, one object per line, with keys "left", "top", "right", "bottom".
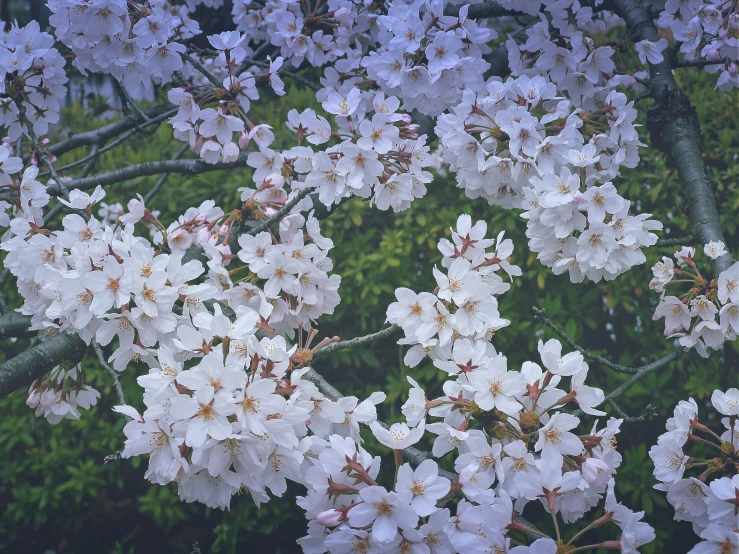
{"left": 649, "top": 437, "right": 688, "bottom": 485}
{"left": 718, "top": 262, "right": 739, "bottom": 304}
{"left": 534, "top": 412, "right": 583, "bottom": 461}
{"left": 466, "top": 357, "right": 525, "bottom": 415}
{"left": 347, "top": 486, "right": 418, "bottom": 543}
{"left": 59, "top": 185, "right": 106, "bottom": 210}
{"left": 369, "top": 421, "right": 425, "bottom": 450}
{"left": 395, "top": 460, "right": 451, "bottom": 516}
{"left": 170, "top": 387, "right": 235, "bottom": 448}
{"left": 711, "top": 388, "right": 739, "bottom": 416}
{"left": 704, "top": 241, "right": 728, "bottom": 260}
{"left": 323, "top": 87, "right": 361, "bottom": 117}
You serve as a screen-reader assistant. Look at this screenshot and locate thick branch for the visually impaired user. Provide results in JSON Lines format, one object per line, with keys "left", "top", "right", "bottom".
{"left": 602, "top": 0, "right": 732, "bottom": 274}
{"left": 655, "top": 235, "right": 696, "bottom": 247}
{"left": 49, "top": 153, "right": 251, "bottom": 194}
{"left": 0, "top": 333, "right": 87, "bottom": 396}
{"left": 0, "top": 312, "right": 34, "bottom": 339}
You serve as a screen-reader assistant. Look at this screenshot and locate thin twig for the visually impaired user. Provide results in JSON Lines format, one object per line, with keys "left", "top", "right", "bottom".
{"left": 144, "top": 143, "right": 190, "bottom": 204}
{"left": 312, "top": 324, "right": 401, "bottom": 360}
{"left": 16, "top": 100, "right": 70, "bottom": 201}
{"left": 182, "top": 52, "right": 223, "bottom": 88}
{"left": 248, "top": 59, "right": 321, "bottom": 91}
{"left": 244, "top": 186, "right": 316, "bottom": 236}
{"left": 92, "top": 340, "right": 126, "bottom": 406}
{"left": 607, "top": 399, "right": 657, "bottom": 423}
{"left": 237, "top": 41, "right": 274, "bottom": 75}
{"left": 533, "top": 307, "right": 638, "bottom": 374}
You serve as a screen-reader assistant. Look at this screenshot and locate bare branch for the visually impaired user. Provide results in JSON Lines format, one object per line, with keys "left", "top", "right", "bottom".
{"left": 312, "top": 324, "right": 401, "bottom": 360}
{"left": 0, "top": 312, "right": 34, "bottom": 339}
{"left": 39, "top": 104, "right": 175, "bottom": 161}
{"left": 675, "top": 57, "right": 731, "bottom": 68}
{"left": 444, "top": 2, "right": 520, "bottom": 18}
{"left": 607, "top": 399, "right": 658, "bottom": 423}
{"left": 49, "top": 153, "right": 252, "bottom": 194}
{"left": 0, "top": 332, "right": 87, "bottom": 397}
{"left": 182, "top": 52, "right": 223, "bottom": 89}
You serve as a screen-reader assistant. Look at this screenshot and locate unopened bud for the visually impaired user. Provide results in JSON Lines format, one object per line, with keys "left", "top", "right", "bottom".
{"left": 315, "top": 509, "right": 344, "bottom": 527}
{"left": 705, "top": 49, "right": 720, "bottom": 61}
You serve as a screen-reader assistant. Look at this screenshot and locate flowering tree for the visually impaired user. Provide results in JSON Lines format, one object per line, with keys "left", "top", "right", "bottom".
{"left": 0, "top": 0, "right": 738, "bottom": 552}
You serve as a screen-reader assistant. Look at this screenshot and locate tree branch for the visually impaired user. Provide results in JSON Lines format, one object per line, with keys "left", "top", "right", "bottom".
{"left": 444, "top": 2, "right": 520, "bottom": 18}
{"left": 49, "top": 152, "right": 253, "bottom": 194}
{"left": 655, "top": 235, "right": 697, "bottom": 247}
{"left": 312, "top": 324, "right": 400, "bottom": 360}
{"left": 236, "top": 186, "right": 317, "bottom": 240}
{"left": 533, "top": 306, "right": 659, "bottom": 374}
{"left": 143, "top": 143, "right": 191, "bottom": 204}
{"left": 0, "top": 332, "right": 87, "bottom": 397}
{"left": 601, "top": 0, "right": 732, "bottom": 274}
{"left": 0, "top": 312, "right": 34, "bottom": 339}
{"left": 40, "top": 105, "right": 175, "bottom": 160}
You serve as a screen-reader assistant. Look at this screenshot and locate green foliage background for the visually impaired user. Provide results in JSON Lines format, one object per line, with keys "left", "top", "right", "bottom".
{"left": 0, "top": 72, "right": 737, "bottom": 553}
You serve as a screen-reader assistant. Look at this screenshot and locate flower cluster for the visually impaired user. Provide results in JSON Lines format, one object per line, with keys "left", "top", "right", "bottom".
{"left": 296, "top": 216, "right": 654, "bottom": 552}
{"left": 387, "top": 214, "right": 517, "bottom": 360}
{"left": 436, "top": 77, "right": 661, "bottom": 282}
{"left": 167, "top": 32, "right": 286, "bottom": 164}
{"left": 650, "top": 389, "right": 739, "bottom": 553}
{"left": 47, "top": 0, "right": 199, "bottom": 94}
{"left": 658, "top": 0, "right": 739, "bottom": 91}
{"left": 26, "top": 364, "right": 100, "bottom": 424}
{"left": 232, "top": 0, "right": 495, "bottom": 116}
{"left": 240, "top": 88, "right": 433, "bottom": 212}
{"left": 650, "top": 241, "right": 738, "bottom": 357}
{"left": 0, "top": 21, "right": 68, "bottom": 140}
{"left": 116, "top": 342, "right": 385, "bottom": 508}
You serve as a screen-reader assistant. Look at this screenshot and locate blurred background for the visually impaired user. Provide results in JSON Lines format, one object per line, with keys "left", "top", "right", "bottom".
{"left": 1, "top": 2, "right": 738, "bottom": 553}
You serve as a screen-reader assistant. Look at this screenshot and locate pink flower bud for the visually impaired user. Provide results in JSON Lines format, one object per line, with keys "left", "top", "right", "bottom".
{"left": 405, "top": 124, "right": 420, "bottom": 132}
{"left": 347, "top": 120, "right": 356, "bottom": 133}
{"left": 573, "top": 191, "right": 583, "bottom": 204}
{"left": 238, "top": 130, "right": 250, "bottom": 149}
{"left": 705, "top": 49, "right": 720, "bottom": 61}
{"left": 728, "top": 63, "right": 737, "bottom": 76}
{"left": 400, "top": 114, "right": 412, "bottom": 124}
{"left": 315, "top": 509, "right": 343, "bottom": 527}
